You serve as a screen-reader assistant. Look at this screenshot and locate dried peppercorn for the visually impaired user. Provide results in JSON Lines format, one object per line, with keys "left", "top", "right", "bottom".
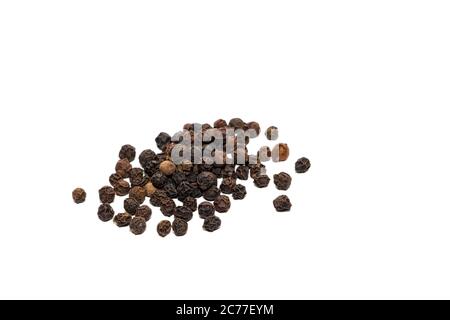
{"left": 135, "top": 205, "right": 152, "bottom": 221}
{"left": 97, "top": 204, "right": 114, "bottom": 222}
{"left": 265, "top": 126, "right": 279, "bottom": 140}
{"left": 130, "top": 168, "right": 147, "bottom": 187}
{"left": 197, "top": 172, "right": 218, "bottom": 191}
{"left": 150, "top": 172, "right": 167, "bottom": 189}
{"left": 113, "top": 212, "right": 132, "bottom": 227}
{"left": 72, "top": 188, "right": 86, "bottom": 204}
{"left": 198, "top": 202, "right": 215, "bottom": 219}
{"left": 128, "top": 186, "right": 146, "bottom": 204}
{"left": 172, "top": 171, "right": 187, "bottom": 185}
{"left": 257, "top": 146, "right": 272, "bottom": 162}
{"left": 174, "top": 206, "right": 193, "bottom": 222}
{"left": 109, "top": 173, "right": 122, "bottom": 187}
{"left": 155, "top": 132, "right": 171, "bottom": 150}
{"left": 203, "top": 216, "right": 221, "bottom": 232}
{"left": 222, "top": 165, "right": 236, "bottom": 178}
{"left": 144, "top": 182, "right": 156, "bottom": 197}
{"left": 160, "top": 160, "right": 176, "bottom": 176}
{"left": 164, "top": 182, "right": 178, "bottom": 199}
{"left": 254, "top": 175, "right": 271, "bottom": 188}
{"left": 214, "top": 119, "right": 227, "bottom": 128}
{"left": 220, "top": 177, "right": 236, "bottom": 194}
{"left": 119, "top": 144, "right": 136, "bottom": 162}
{"left": 114, "top": 179, "right": 131, "bottom": 196}
{"left": 98, "top": 186, "right": 115, "bottom": 204}
{"left": 115, "top": 158, "right": 132, "bottom": 178}
{"left": 190, "top": 185, "right": 203, "bottom": 199}
{"left": 160, "top": 198, "right": 176, "bottom": 217}
{"left": 273, "top": 195, "right": 292, "bottom": 212}
{"left": 272, "top": 143, "right": 290, "bottom": 162}
{"left": 232, "top": 184, "right": 247, "bottom": 200}
{"left": 130, "top": 216, "right": 146, "bottom": 235}
{"left": 139, "top": 149, "right": 157, "bottom": 168}
{"left": 273, "top": 172, "right": 292, "bottom": 190}
{"left": 203, "top": 186, "right": 221, "bottom": 201}
{"left": 183, "top": 196, "right": 197, "bottom": 212}
{"left": 295, "top": 157, "right": 311, "bottom": 173}
{"left": 214, "top": 195, "right": 231, "bottom": 213}
{"left": 172, "top": 218, "right": 188, "bottom": 236}
{"left": 246, "top": 121, "right": 261, "bottom": 137}
{"left": 149, "top": 190, "right": 169, "bottom": 207}
{"left": 250, "top": 164, "right": 266, "bottom": 179}
{"left": 235, "top": 165, "right": 249, "bottom": 180}
{"left": 124, "top": 198, "right": 139, "bottom": 214}
{"left": 157, "top": 220, "right": 172, "bottom": 237}
{"left": 229, "top": 118, "right": 246, "bottom": 129}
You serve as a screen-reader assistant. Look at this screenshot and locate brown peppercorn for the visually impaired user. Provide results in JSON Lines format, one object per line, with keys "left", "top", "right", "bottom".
{"left": 182, "top": 196, "right": 198, "bottom": 212}
{"left": 214, "top": 119, "right": 227, "bottom": 128}
{"left": 157, "top": 220, "right": 172, "bottom": 237}
{"left": 130, "top": 216, "right": 146, "bottom": 235}
{"left": 229, "top": 118, "right": 246, "bottom": 129}
{"left": 174, "top": 206, "right": 194, "bottom": 222}
{"left": 198, "top": 202, "right": 215, "bottom": 219}
{"left": 113, "top": 212, "right": 132, "bottom": 227}
{"left": 98, "top": 186, "right": 115, "bottom": 204}
{"left": 273, "top": 172, "right": 292, "bottom": 190}
{"left": 257, "top": 146, "right": 272, "bottom": 162}
{"left": 254, "top": 175, "right": 271, "bottom": 188}
{"left": 119, "top": 144, "right": 136, "bottom": 162}
{"left": 72, "top": 188, "right": 86, "bottom": 204}
{"left": 203, "top": 186, "right": 221, "bottom": 201}
{"left": 172, "top": 218, "right": 188, "bottom": 236}
{"left": 295, "top": 157, "right": 311, "bottom": 173}
{"left": 160, "top": 160, "right": 176, "bottom": 176}
{"left": 250, "top": 164, "right": 266, "bottom": 179}
{"left": 246, "top": 121, "right": 261, "bottom": 137}
{"left": 220, "top": 177, "right": 236, "bottom": 194}
{"left": 115, "top": 158, "right": 132, "bottom": 178}
{"left": 129, "top": 186, "right": 146, "bottom": 204}
{"left": 272, "top": 143, "right": 290, "bottom": 162}
{"left": 124, "top": 198, "right": 140, "bottom": 214}
{"left": 129, "top": 168, "right": 148, "bottom": 187}
{"left": 235, "top": 165, "right": 249, "bottom": 180}
{"left": 144, "top": 182, "right": 156, "bottom": 196}
{"left": 109, "top": 173, "right": 122, "bottom": 187}
{"left": 150, "top": 189, "right": 169, "bottom": 207}
{"left": 97, "top": 204, "right": 114, "bottom": 222}
{"left": 232, "top": 184, "right": 247, "bottom": 200}
{"left": 160, "top": 198, "right": 176, "bottom": 217}
{"left": 265, "top": 126, "right": 279, "bottom": 140}
{"left": 114, "top": 179, "right": 131, "bottom": 196}
{"left": 135, "top": 205, "right": 152, "bottom": 221}
{"left": 273, "top": 195, "right": 292, "bottom": 212}
{"left": 214, "top": 195, "right": 231, "bottom": 213}
{"left": 203, "top": 216, "right": 222, "bottom": 232}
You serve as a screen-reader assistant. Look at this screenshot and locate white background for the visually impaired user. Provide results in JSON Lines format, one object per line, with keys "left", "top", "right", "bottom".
{"left": 0, "top": 1, "right": 449, "bottom": 300}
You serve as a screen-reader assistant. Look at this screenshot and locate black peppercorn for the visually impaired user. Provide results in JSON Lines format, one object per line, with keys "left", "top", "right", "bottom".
{"left": 214, "top": 119, "right": 227, "bottom": 128}
{"left": 172, "top": 218, "right": 188, "bottom": 236}
{"left": 114, "top": 179, "right": 131, "bottom": 196}
{"left": 160, "top": 198, "right": 176, "bottom": 217}
{"left": 229, "top": 118, "right": 246, "bottom": 129}
{"left": 97, "top": 204, "right": 114, "bottom": 222}
{"left": 250, "top": 164, "right": 266, "bottom": 179}
{"left": 214, "top": 195, "right": 231, "bottom": 213}
{"left": 119, "top": 144, "right": 136, "bottom": 162}
{"left": 98, "top": 186, "right": 115, "bottom": 204}
{"left": 197, "top": 172, "right": 218, "bottom": 191}
{"left": 183, "top": 196, "right": 197, "bottom": 212}
{"left": 164, "top": 182, "right": 178, "bottom": 199}
{"left": 150, "top": 172, "right": 167, "bottom": 189}
{"left": 130, "top": 168, "right": 147, "bottom": 187}
{"left": 254, "top": 175, "right": 271, "bottom": 188}
{"left": 124, "top": 197, "right": 139, "bottom": 214}
{"left": 130, "top": 216, "right": 146, "bottom": 235}
{"left": 203, "top": 216, "right": 221, "bottom": 232}
{"left": 139, "top": 149, "right": 157, "bottom": 168}
{"left": 128, "top": 186, "right": 146, "bottom": 204}
{"left": 115, "top": 158, "right": 132, "bottom": 178}
{"left": 149, "top": 190, "right": 169, "bottom": 207}
{"left": 172, "top": 171, "right": 187, "bottom": 185}
{"left": 273, "top": 172, "right": 292, "bottom": 191}
{"left": 157, "top": 220, "right": 172, "bottom": 237}
{"left": 198, "top": 202, "right": 215, "bottom": 219}
{"left": 232, "top": 184, "right": 247, "bottom": 200}
{"left": 273, "top": 195, "right": 292, "bottom": 212}
{"left": 174, "top": 206, "right": 194, "bottom": 222}
{"left": 220, "top": 177, "right": 236, "bottom": 194}
{"left": 109, "top": 173, "right": 122, "bottom": 187}
{"left": 114, "top": 212, "right": 132, "bottom": 227}
{"left": 155, "top": 132, "right": 172, "bottom": 150}
{"left": 203, "top": 186, "right": 221, "bottom": 201}
{"left": 72, "top": 188, "right": 86, "bottom": 204}
{"left": 295, "top": 157, "right": 311, "bottom": 173}
{"left": 235, "top": 165, "right": 249, "bottom": 180}
{"left": 135, "top": 205, "right": 152, "bottom": 221}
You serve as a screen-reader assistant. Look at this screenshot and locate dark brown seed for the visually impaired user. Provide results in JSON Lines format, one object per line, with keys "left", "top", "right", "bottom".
{"left": 160, "top": 160, "right": 176, "bottom": 176}
{"left": 119, "top": 144, "right": 136, "bottom": 162}
{"left": 124, "top": 198, "right": 139, "bottom": 214}
{"left": 235, "top": 165, "right": 249, "bottom": 180}
{"left": 130, "top": 216, "right": 146, "bottom": 235}
{"left": 272, "top": 143, "right": 290, "bottom": 162}
{"left": 254, "top": 175, "right": 271, "bottom": 188}
{"left": 232, "top": 184, "right": 247, "bottom": 200}
{"left": 246, "top": 121, "right": 261, "bottom": 137}
{"left": 135, "top": 205, "right": 152, "bottom": 221}
{"left": 160, "top": 198, "right": 176, "bottom": 217}
{"left": 139, "top": 149, "right": 157, "bottom": 168}
{"left": 265, "top": 126, "right": 279, "bottom": 140}
{"left": 155, "top": 132, "right": 172, "bottom": 150}
{"left": 109, "top": 173, "right": 122, "bottom": 187}
{"left": 97, "top": 204, "right": 114, "bottom": 222}
{"left": 150, "top": 190, "right": 169, "bottom": 207}
{"left": 250, "top": 164, "right": 266, "bottom": 179}
{"left": 174, "top": 206, "right": 193, "bottom": 222}
{"left": 295, "top": 157, "right": 311, "bottom": 173}
{"left": 214, "top": 195, "right": 231, "bottom": 213}
{"left": 198, "top": 202, "right": 215, "bottom": 219}
{"left": 114, "top": 179, "right": 131, "bottom": 196}
{"left": 144, "top": 182, "right": 157, "bottom": 196}
{"left": 203, "top": 186, "right": 221, "bottom": 201}
{"left": 273, "top": 172, "right": 292, "bottom": 191}
{"left": 129, "top": 168, "right": 147, "bottom": 187}
{"left": 157, "top": 220, "right": 172, "bottom": 237}
{"left": 197, "top": 172, "right": 218, "bottom": 190}
{"left": 220, "top": 177, "right": 236, "bottom": 194}
{"left": 115, "top": 158, "right": 132, "bottom": 178}
{"left": 203, "top": 216, "right": 222, "bottom": 232}
{"left": 182, "top": 196, "right": 198, "bottom": 212}
{"left": 229, "top": 118, "right": 246, "bottom": 129}
{"left": 172, "top": 218, "right": 188, "bottom": 236}
{"left": 129, "top": 186, "right": 146, "bottom": 204}
{"left": 214, "top": 119, "right": 227, "bottom": 128}
{"left": 150, "top": 172, "right": 167, "bottom": 189}
{"left": 273, "top": 195, "right": 292, "bottom": 212}
{"left": 113, "top": 212, "right": 132, "bottom": 227}
{"left": 72, "top": 188, "right": 86, "bottom": 204}
{"left": 98, "top": 186, "right": 115, "bottom": 204}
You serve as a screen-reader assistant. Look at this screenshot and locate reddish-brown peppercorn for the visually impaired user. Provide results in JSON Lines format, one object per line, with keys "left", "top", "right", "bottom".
{"left": 115, "top": 158, "right": 132, "bottom": 178}
{"left": 214, "top": 195, "right": 231, "bottom": 213}
{"left": 72, "top": 188, "right": 86, "bottom": 204}
{"left": 172, "top": 218, "right": 188, "bottom": 236}
{"left": 160, "top": 160, "right": 176, "bottom": 176}
{"left": 114, "top": 179, "right": 131, "bottom": 196}
{"left": 157, "top": 220, "right": 172, "bottom": 237}
{"left": 273, "top": 195, "right": 292, "bottom": 212}
{"left": 129, "top": 186, "right": 147, "bottom": 204}
{"left": 114, "top": 212, "right": 132, "bottom": 227}
{"left": 135, "top": 205, "right": 152, "bottom": 221}
{"left": 273, "top": 172, "right": 292, "bottom": 190}
{"left": 272, "top": 143, "right": 290, "bottom": 162}
{"left": 99, "top": 186, "right": 115, "bottom": 204}
{"left": 130, "top": 216, "right": 146, "bottom": 235}
{"left": 119, "top": 144, "right": 136, "bottom": 162}
{"left": 97, "top": 204, "right": 114, "bottom": 222}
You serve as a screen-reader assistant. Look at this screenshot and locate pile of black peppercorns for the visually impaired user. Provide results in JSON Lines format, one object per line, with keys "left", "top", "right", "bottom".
{"left": 72, "top": 118, "right": 311, "bottom": 237}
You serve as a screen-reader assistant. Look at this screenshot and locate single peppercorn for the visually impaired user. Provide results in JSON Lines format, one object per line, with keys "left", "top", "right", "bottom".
{"left": 109, "top": 173, "right": 122, "bottom": 187}
{"left": 115, "top": 158, "right": 132, "bottom": 178}
{"left": 135, "top": 205, "right": 152, "bottom": 221}
{"left": 172, "top": 171, "right": 187, "bottom": 185}
{"left": 155, "top": 132, "right": 172, "bottom": 150}
{"left": 214, "top": 195, "right": 231, "bottom": 213}
{"left": 130, "top": 216, "right": 146, "bottom": 235}
{"left": 198, "top": 202, "right": 215, "bottom": 219}
{"left": 129, "top": 186, "right": 147, "bottom": 204}
{"left": 203, "top": 186, "right": 221, "bottom": 201}
{"left": 113, "top": 212, "right": 132, "bottom": 227}
{"left": 272, "top": 143, "right": 290, "bottom": 162}
{"left": 114, "top": 179, "right": 131, "bottom": 196}
{"left": 229, "top": 118, "right": 246, "bottom": 129}
{"left": 265, "top": 126, "right": 279, "bottom": 140}
{"left": 183, "top": 196, "right": 197, "bottom": 212}
{"left": 157, "top": 220, "right": 172, "bottom": 237}
{"left": 172, "top": 218, "right": 188, "bottom": 236}
{"left": 295, "top": 157, "right": 311, "bottom": 173}
{"left": 98, "top": 186, "right": 115, "bottom": 204}
{"left": 174, "top": 206, "right": 194, "bottom": 222}
{"left": 119, "top": 144, "right": 136, "bottom": 162}
{"left": 139, "top": 149, "right": 157, "bottom": 168}
{"left": 254, "top": 175, "right": 271, "bottom": 188}
{"left": 203, "top": 216, "right": 221, "bottom": 232}
{"left": 160, "top": 198, "right": 176, "bottom": 217}
{"left": 232, "top": 184, "right": 247, "bottom": 200}
{"left": 97, "top": 204, "right": 114, "bottom": 222}
{"left": 257, "top": 146, "right": 272, "bottom": 162}
{"left": 150, "top": 172, "right": 167, "bottom": 189}
{"left": 273, "top": 195, "right": 292, "bottom": 212}
{"left": 160, "top": 160, "right": 176, "bottom": 176}
{"left": 197, "top": 171, "right": 218, "bottom": 191}
{"left": 220, "top": 177, "right": 236, "bottom": 194}
{"left": 149, "top": 190, "right": 169, "bottom": 207}
{"left": 130, "top": 168, "right": 147, "bottom": 187}
{"left": 273, "top": 172, "right": 292, "bottom": 190}
{"left": 124, "top": 197, "right": 139, "bottom": 214}
{"left": 214, "top": 119, "right": 227, "bottom": 128}
{"left": 250, "top": 164, "right": 266, "bottom": 179}
{"left": 235, "top": 165, "right": 249, "bottom": 180}
{"left": 72, "top": 188, "right": 86, "bottom": 204}
{"left": 164, "top": 182, "right": 178, "bottom": 199}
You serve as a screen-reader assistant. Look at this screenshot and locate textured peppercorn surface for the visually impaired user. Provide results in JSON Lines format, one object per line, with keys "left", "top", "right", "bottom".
{"left": 273, "top": 172, "right": 292, "bottom": 190}
{"left": 273, "top": 195, "right": 292, "bottom": 212}
{"left": 214, "top": 195, "right": 231, "bottom": 213}
{"left": 129, "top": 186, "right": 146, "bottom": 204}
{"left": 130, "top": 216, "right": 146, "bottom": 235}
{"left": 113, "top": 212, "right": 132, "bottom": 227}
{"left": 254, "top": 175, "right": 271, "bottom": 188}
{"left": 72, "top": 188, "right": 86, "bottom": 204}
{"left": 203, "top": 186, "right": 221, "bottom": 201}
{"left": 198, "top": 202, "right": 215, "bottom": 219}
{"left": 232, "top": 184, "right": 247, "bottom": 200}
{"left": 157, "top": 220, "right": 172, "bottom": 237}
{"left": 114, "top": 179, "right": 131, "bottom": 196}
{"left": 182, "top": 196, "right": 197, "bottom": 212}
{"left": 174, "top": 206, "right": 193, "bottom": 222}
{"left": 124, "top": 198, "right": 140, "bottom": 214}
{"left": 295, "top": 157, "right": 311, "bottom": 173}
{"left": 97, "top": 204, "right": 115, "bottom": 222}
{"left": 135, "top": 205, "right": 152, "bottom": 221}
{"left": 235, "top": 166, "right": 249, "bottom": 180}
{"left": 119, "top": 144, "right": 136, "bottom": 162}
{"left": 98, "top": 186, "right": 115, "bottom": 204}
{"left": 155, "top": 132, "right": 171, "bottom": 150}
{"left": 172, "top": 218, "right": 188, "bottom": 236}
{"left": 115, "top": 158, "right": 132, "bottom": 178}
{"left": 203, "top": 216, "right": 222, "bottom": 232}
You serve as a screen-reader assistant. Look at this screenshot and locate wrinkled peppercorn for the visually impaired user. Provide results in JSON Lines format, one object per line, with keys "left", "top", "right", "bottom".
{"left": 160, "top": 160, "right": 176, "bottom": 176}
{"left": 150, "top": 172, "right": 167, "bottom": 189}
{"left": 235, "top": 165, "right": 249, "bottom": 180}
{"left": 229, "top": 118, "right": 246, "bottom": 129}
{"left": 246, "top": 121, "right": 261, "bottom": 137}
{"left": 220, "top": 177, "right": 236, "bottom": 194}
{"left": 214, "top": 119, "right": 227, "bottom": 128}
{"left": 155, "top": 132, "right": 171, "bottom": 150}
{"left": 197, "top": 172, "right": 218, "bottom": 190}
{"left": 150, "top": 190, "right": 169, "bottom": 207}
{"left": 203, "top": 216, "right": 221, "bottom": 232}
{"left": 254, "top": 175, "right": 271, "bottom": 188}
{"left": 174, "top": 206, "right": 194, "bottom": 221}
{"left": 232, "top": 184, "right": 247, "bottom": 200}
{"left": 109, "top": 173, "right": 122, "bottom": 187}
{"left": 273, "top": 195, "right": 292, "bottom": 212}
{"left": 124, "top": 198, "right": 139, "bottom": 214}
{"left": 160, "top": 198, "right": 176, "bottom": 217}
{"left": 114, "top": 212, "right": 132, "bottom": 227}
{"left": 183, "top": 196, "right": 197, "bottom": 212}
{"left": 172, "top": 171, "right": 187, "bottom": 185}
{"left": 130, "top": 168, "right": 147, "bottom": 187}
{"left": 273, "top": 172, "right": 292, "bottom": 190}
{"left": 97, "top": 203, "right": 114, "bottom": 222}
{"left": 157, "top": 220, "right": 172, "bottom": 237}
{"left": 265, "top": 126, "right": 279, "bottom": 140}
{"left": 176, "top": 181, "right": 193, "bottom": 201}
{"left": 214, "top": 195, "right": 231, "bottom": 213}
{"left": 135, "top": 205, "right": 152, "bottom": 221}
{"left": 295, "top": 157, "right": 311, "bottom": 173}
{"left": 272, "top": 143, "right": 289, "bottom": 162}
{"left": 172, "top": 218, "right": 188, "bottom": 236}
{"left": 128, "top": 186, "right": 146, "bottom": 204}
{"left": 113, "top": 179, "right": 130, "bottom": 196}
{"left": 99, "top": 186, "right": 115, "bottom": 204}
{"left": 139, "top": 149, "right": 157, "bottom": 168}
{"left": 130, "top": 216, "right": 146, "bottom": 235}
{"left": 119, "top": 144, "right": 136, "bottom": 162}
{"left": 115, "top": 158, "right": 132, "bottom": 178}
{"left": 198, "top": 202, "right": 215, "bottom": 219}
{"left": 203, "top": 186, "right": 221, "bottom": 201}
{"left": 250, "top": 164, "right": 266, "bottom": 179}
{"left": 72, "top": 188, "right": 86, "bottom": 204}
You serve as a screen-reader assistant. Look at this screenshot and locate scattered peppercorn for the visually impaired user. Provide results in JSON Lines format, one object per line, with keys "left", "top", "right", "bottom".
{"left": 273, "top": 195, "right": 292, "bottom": 212}
{"left": 115, "top": 158, "right": 132, "bottom": 178}
{"left": 155, "top": 132, "right": 171, "bottom": 150}
{"left": 220, "top": 177, "right": 236, "bottom": 194}
{"left": 98, "top": 186, "right": 115, "bottom": 204}
{"left": 183, "top": 196, "right": 197, "bottom": 212}
{"left": 203, "top": 186, "right": 221, "bottom": 201}
{"left": 214, "top": 195, "right": 231, "bottom": 213}
{"left": 144, "top": 182, "right": 156, "bottom": 196}
{"left": 198, "top": 202, "right": 215, "bottom": 219}
{"left": 273, "top": 172, "right": 292, "bottom": 191}
{"left": 254, "top": 175, "right": 271, "bottom": 188}
{"left": 235, "top": 165, "right": 249, "bottom": 180}
{"left": 114, "top": 212, "right": 132, "bottom": 227}
{"left": 97, "top": 204, "right": 114, "bottom": 222}
{"left": 232, "top": 184, "right": 247, "bottom": 200}
{"left": 157, "top": 220, "right": 172, "bottom": 237}
{"left": 174, "top": 206, "right": 194, "bottom": 222}
{"left": 172, "top": 218, "right": 188, "bottom": 236}
{"left": 135, "top": 205, "right": 152, "bottom": 221}
{"left": 203, "top": 216, "right": 222, "bottom": 232}
{"left": 129, "top": 186, "right": 147, "bottom": 204}
{"left": 160, "top": 198, "right": 176, "bottom": 217}
{"left": 295, "top": 157, "right": 311, "bottom": 173}
{"left": 119, "top": 144, "right": 136, "bottom": 162}
{"left": 130, "top": 216, "right": 146, "bottom": 235}
{"left": 72, "top": 188, "right": 86, "bottom": 204}
{"left": 114, "top": 179, "right": 131, "bottom": 196}
{"left": 124, "top": 198, "right": 140, "bottom": 214}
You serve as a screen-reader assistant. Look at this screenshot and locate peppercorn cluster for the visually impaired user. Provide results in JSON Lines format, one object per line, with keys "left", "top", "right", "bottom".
{"left": 72, "top": 118, "right": 311, "bottom": 236}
